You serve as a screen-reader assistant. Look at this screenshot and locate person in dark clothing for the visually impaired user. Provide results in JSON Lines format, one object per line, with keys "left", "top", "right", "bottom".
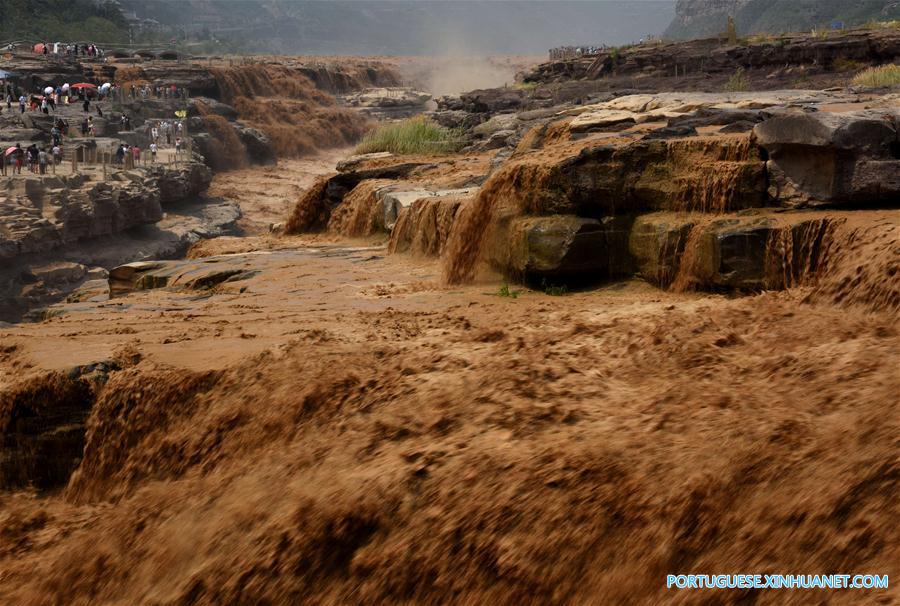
{"left": 115, "top": 144, "right": 125, "bottom": 165}
{"left": 13, "top": 143, "right": 23, "bottom": 174}
{"left": 81, "top": 117, "right": 89, "bottom": 136}
{"left": 27, "top": 144, "right": 39, "bottom": 173}
{"left": 83, "top": 98, "right": 90, "bottom": 112}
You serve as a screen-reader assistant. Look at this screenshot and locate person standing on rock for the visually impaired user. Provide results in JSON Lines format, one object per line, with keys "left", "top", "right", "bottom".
{"left": 115, "top": 144, "right": 125, "bottom": 165}
{"left": 38, "top": 148, "right": 48, "bottom": 175}
{"left": 81, "top": 116, "right": 89, "bottom": 137}
{"left": 27, "top": 144, "right": 38, "bottom": 173}
{"left": 132, "top": 144, "right": 141, "bottom": 166}
{"left": 18, "top": 94, "right": 26, "bottom": 113}
{"left": 52, "top": 143, "right": 61, "bottom": 166}
{"left": 13, "top": 143, "right": 23, "bottom": 175}
{"left": 150, "top": 141, "right": 158, "bottom": 163}
{"left": 88, "top": 116, "right": 95, "bottom": 137}
{"left": 151, "top": 124, "right": 159, "bottom": 145}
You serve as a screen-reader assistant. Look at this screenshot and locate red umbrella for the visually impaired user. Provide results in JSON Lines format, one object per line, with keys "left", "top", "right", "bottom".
{"left": 70, "top": 83, "right": 97, "bottom": 89}
{"left": 5, "top": 146, "right": 20, "bottom": 156}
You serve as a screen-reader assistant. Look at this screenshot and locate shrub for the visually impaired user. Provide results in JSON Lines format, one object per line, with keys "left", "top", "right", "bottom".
{"left": 355, "top": 116, "right": 462, "bottom": 155}
{"left": 852, "top": 64, "right": 900, "bottom": 87}
{"left": 496, "top": 283, "right": 520, "bottom": 298}
{"left": 724, "top": 67, "right": 750, "bottom": 92}
{"left": 833, "top": 57, "right": 862, "bottom": 72}
{"left": 541, "top": 279, "right": 568, "bottom": 296}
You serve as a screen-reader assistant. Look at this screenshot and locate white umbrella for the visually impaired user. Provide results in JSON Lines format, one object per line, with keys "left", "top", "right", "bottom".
{"left": 44, "top": 86, "right": 53, "bottom": 95}
{"left": 100, "top": 82, "right": 111, "bottom": 92}
{"left": 61, "top": 83, "right": 70, "bottom": 91}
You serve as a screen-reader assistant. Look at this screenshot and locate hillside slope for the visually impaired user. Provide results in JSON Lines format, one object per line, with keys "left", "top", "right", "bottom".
{"left": 0, "top": 0, "right": 127, "bottom": 43}
{"left": 666, "top": 0, "right": 900, "bottom": 39}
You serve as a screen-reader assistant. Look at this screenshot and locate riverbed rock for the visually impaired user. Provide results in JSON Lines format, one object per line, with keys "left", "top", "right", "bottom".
{"left": 109, "top": 255, "right": 258, "bottom": 296}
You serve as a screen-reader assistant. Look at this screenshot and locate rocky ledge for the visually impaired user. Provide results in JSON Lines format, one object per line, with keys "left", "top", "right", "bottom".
{"left": 0, "top": 162, "right": 211, "bottom": 260}
{"left": 288, "top": 91, "right": 899, "bottom": 296}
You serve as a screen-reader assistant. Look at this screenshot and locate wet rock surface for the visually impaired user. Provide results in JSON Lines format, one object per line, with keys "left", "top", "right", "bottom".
{"left": 508, "top": 215, "right": 633, "bottom": 282}
{"left": 109, "top": 255, "right": 259, "bottom": 296}
{"left": 0, "top": 373, "right": 96, "bottom": 491}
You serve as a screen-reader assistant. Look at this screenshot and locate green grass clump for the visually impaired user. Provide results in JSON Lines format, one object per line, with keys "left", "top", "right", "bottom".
{"left": 541, "top": 279, "right": 568, "bottom": 296}
{"left": 852, "top": 64, "right": 900, "bottom": 87}
{"left": 355, "top": 116, "right": 462, "bottom": 155}
{"left": 724, "top": 66, "right": 750, "bottom": 92}
{"left": 497, "top": 283, "right": 520, "bottom": 298}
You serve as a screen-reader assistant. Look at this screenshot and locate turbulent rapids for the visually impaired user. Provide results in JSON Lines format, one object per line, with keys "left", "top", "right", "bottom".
{"left": 1, "top": 17, "right": 899, "bottom": 606}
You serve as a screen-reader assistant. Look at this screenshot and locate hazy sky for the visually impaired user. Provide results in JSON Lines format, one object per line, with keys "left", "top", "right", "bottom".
{"left": 126, "top": 0, "right": 678, "bottom": 54}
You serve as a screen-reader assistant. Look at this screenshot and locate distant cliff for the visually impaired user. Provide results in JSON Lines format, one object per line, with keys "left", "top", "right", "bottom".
{"left": 665, "top": 0, "right": 900, "bottom": 39}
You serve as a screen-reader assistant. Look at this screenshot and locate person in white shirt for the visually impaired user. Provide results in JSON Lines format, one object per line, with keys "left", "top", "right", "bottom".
{"left": 149, "top": 142, "right": 158, "bottom": 163}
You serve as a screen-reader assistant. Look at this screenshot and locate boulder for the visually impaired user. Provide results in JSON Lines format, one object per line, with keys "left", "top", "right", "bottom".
{"left": 428, "top": 110, "right": 486, "bottom": 130}
{"left": 388, "top": 195, "right": 470, "bottom": 257}
{"left": 642, "top": 125, "right": 698, "bottom": 140}
{"left": 477, "top": 129, "right": 517, "bottom": 150}
{"left": 379, "top": 187, "right": 476, "bottom": 230}
{"left": 472, "top": 113, "right": 520, "bottom": 137}
{"left": 67, "top": 279, "right": 110, "bottom": 303}
{"left": 628, "top": 213, "right": 839, "bottom": 291}
{"left": 27, "top": 262, "right": 87, "bottom": 284}
{"left": 190, "top": 97, "right": 239, "bottom": 121}
{"left": 109, "top": 255, "right": 257, "bottom": 296}
{"left": 336, "top": 152, "right": 393, "bottom": 172}
{"left": 347, "top": 88, "right": 431, "bottom": 108}
{"left": 754, "top": 110, "right": 899, "bottom": 154}
{"left": 147, "top": 162, "right": 213, "bottom": 204}
{"left": 754, "top": 110, "right": 900, "bottom": 206}
{"left": 234, "top": 123, "right": 275, "bottom": 165}
{"left": 506, "top": 215, "right": 633, "bottom": 281}
{"left": 628, "top": 213, "right": 696, "bottom": 286}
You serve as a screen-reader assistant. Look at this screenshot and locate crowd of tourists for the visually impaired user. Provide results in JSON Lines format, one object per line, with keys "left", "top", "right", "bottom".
{"left": 6, "top": 142, "right": 60, "bottom": 175}
{"left": 31, "top": 42, "right": 105, "bottom": 60}
{"left": 548, "top": 45, "right": 610, "bottom": 60}
{"left": 128, "top": 84, "right": 188, "bottom": 100}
